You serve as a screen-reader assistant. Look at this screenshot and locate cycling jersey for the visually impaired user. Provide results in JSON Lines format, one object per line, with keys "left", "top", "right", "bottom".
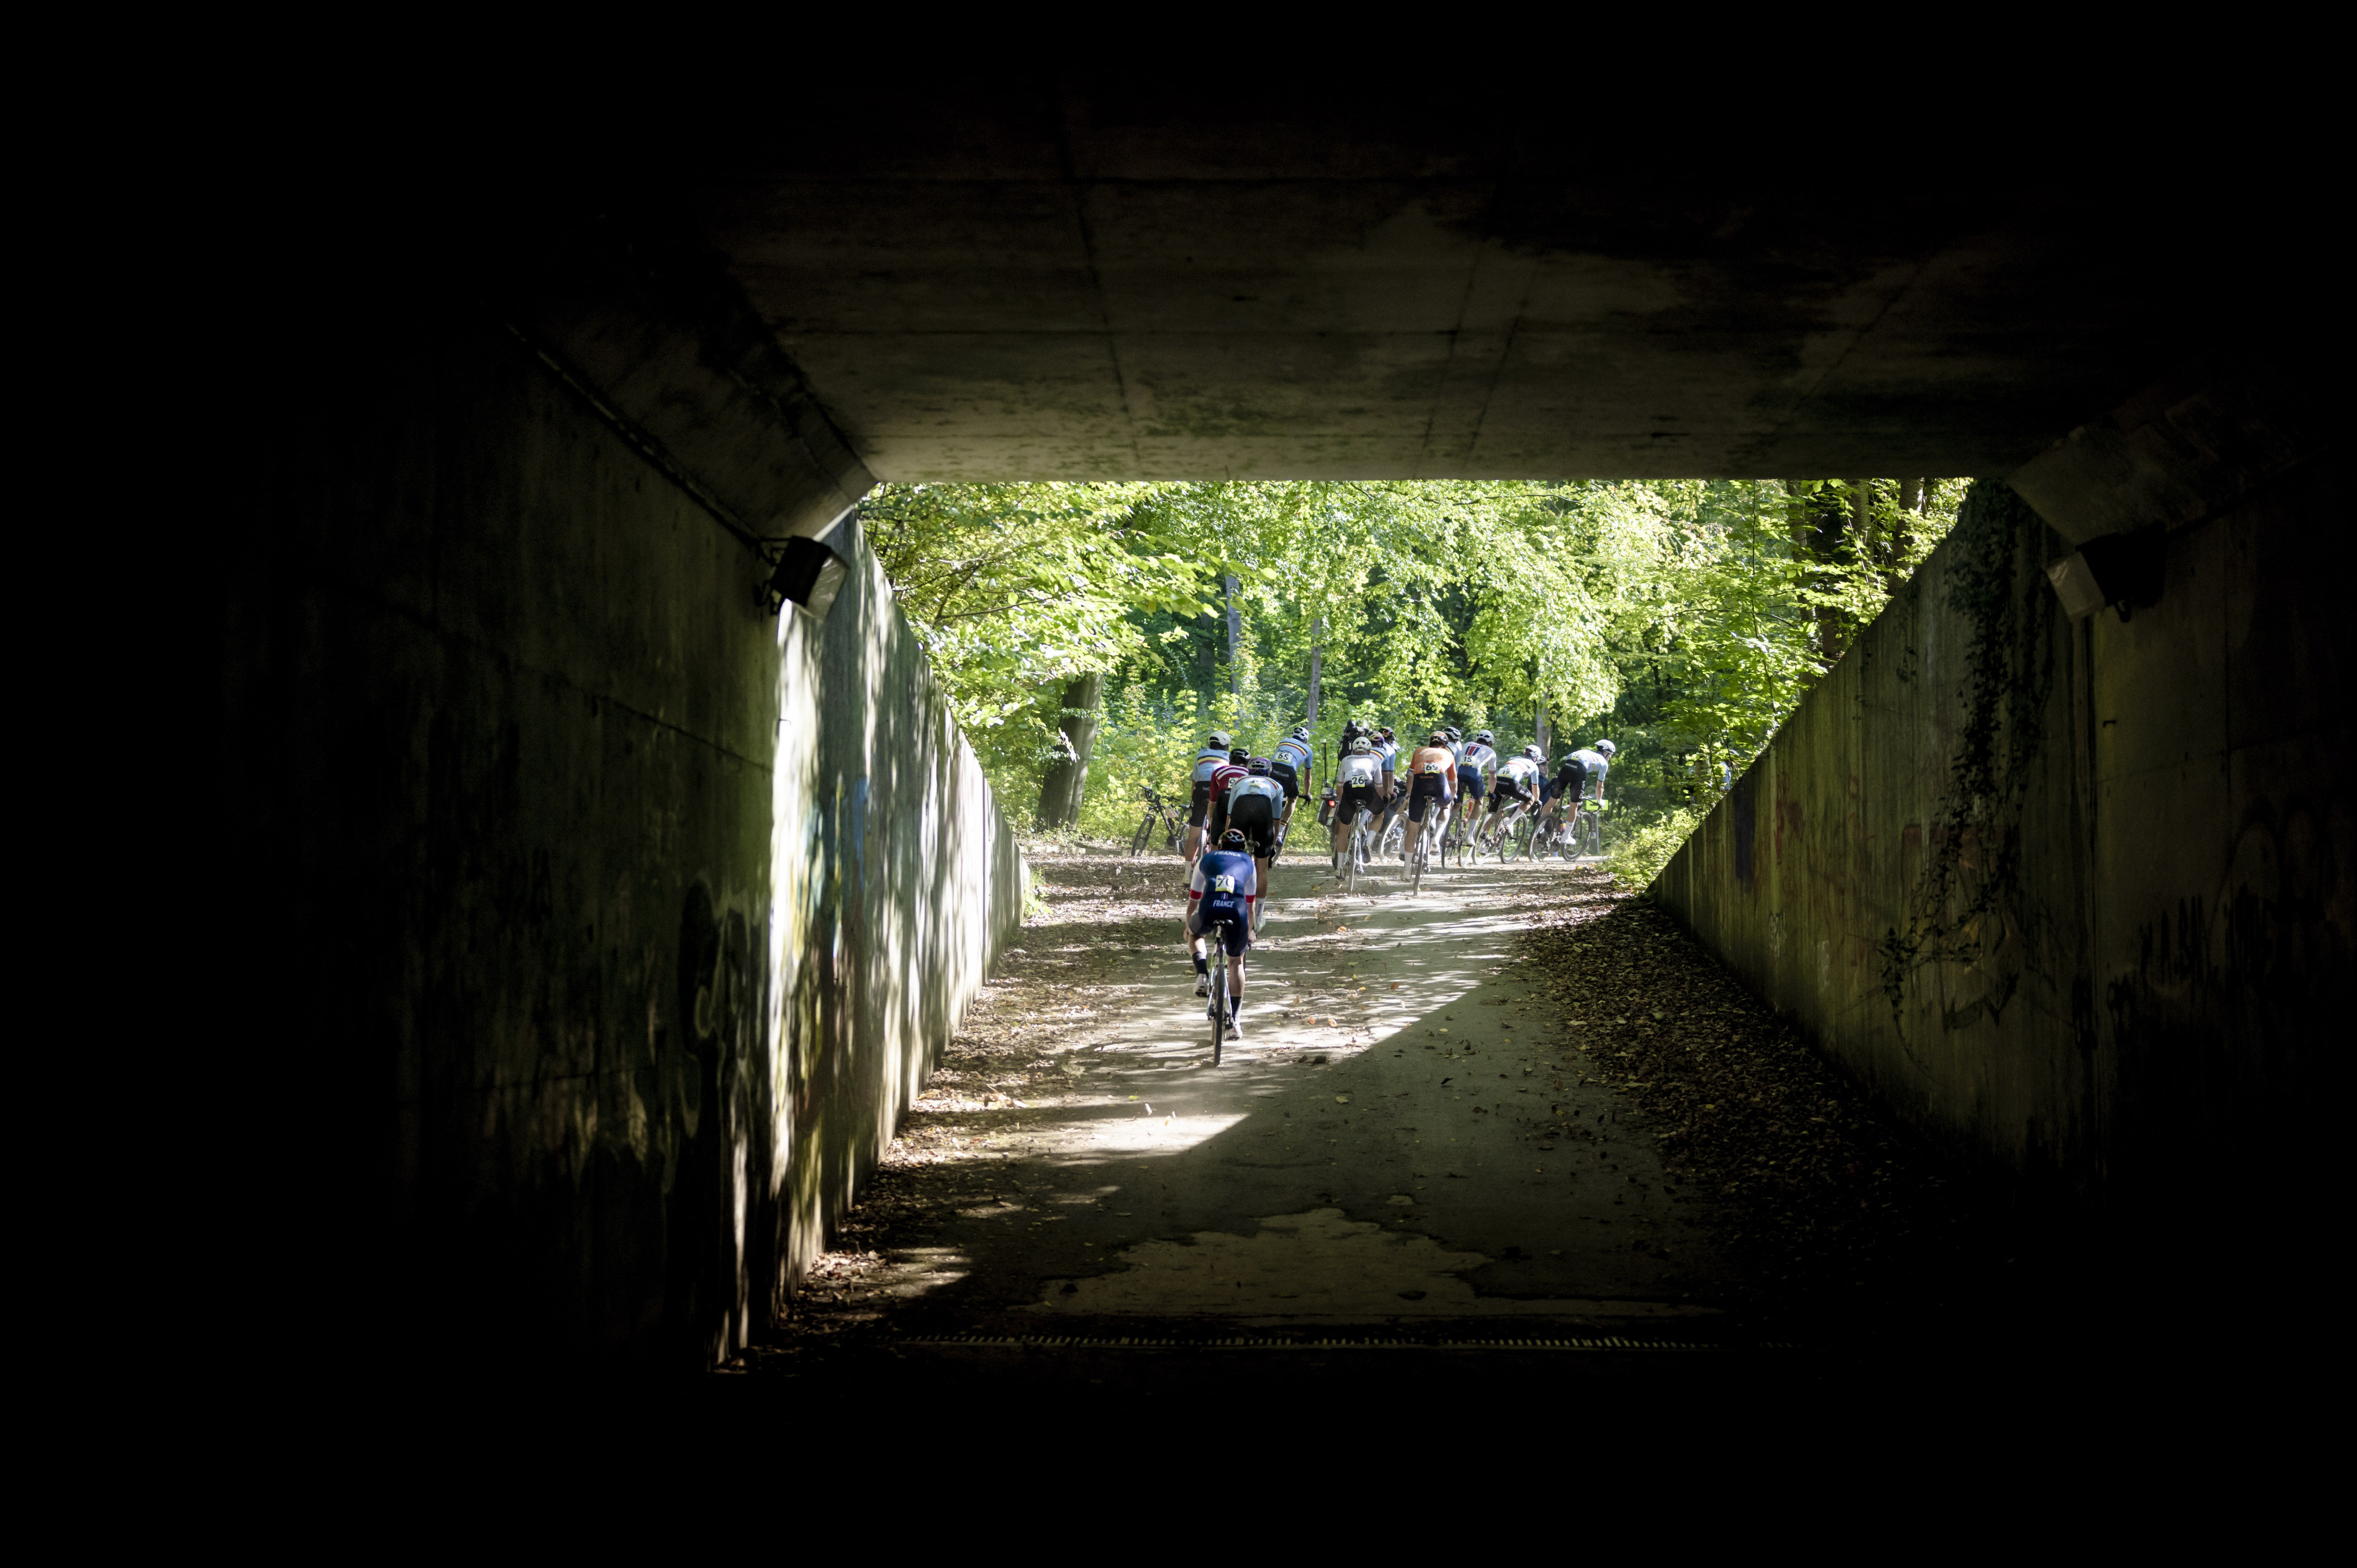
{"left": 1204, "top": 764, "right": 1252, "bottom": 837}
{"left": 1408, "top": 746, "right": 1456, "bottom": 785}
{"left": 1226, "top": 774, "right": 1285, "bottom": 814}
{"left": 1189, "top": 849, "right": 1258, "bottom": 955}
{"left": 1496, "top": 756, "right": 1541, "bottom": 801}
{"left": 1566, "top": 749, "right": 1609, "bottom": 793}
{"left": 1273, "top": 735, "right": 1312, "bottom": 774}
{"left": 1460, "top": 742, "right": 1497, "bottom": 784}
{"left": 1190, "top": 747, "right": 1230, "bottom": 784}
{"left": 1335, "top": 752, "right": 1380, "bottom": 788}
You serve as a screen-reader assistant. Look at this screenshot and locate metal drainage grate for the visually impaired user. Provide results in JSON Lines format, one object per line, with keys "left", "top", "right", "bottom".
{"left": 897, "top": 1332, "right": 1794, "bottom": 1352}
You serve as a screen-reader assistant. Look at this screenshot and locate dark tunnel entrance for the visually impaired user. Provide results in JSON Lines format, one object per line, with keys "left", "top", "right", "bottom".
{"left": 221, "top": 98, "right": 2343, "bottom": 1391}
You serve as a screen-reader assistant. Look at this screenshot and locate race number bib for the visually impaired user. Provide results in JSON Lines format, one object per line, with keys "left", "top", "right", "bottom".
{"left": 1212, "top": 874, "right": 1237, "bottom": 893}
{"left": 1421, "top": 760, "right": 1444, "bottom": 774}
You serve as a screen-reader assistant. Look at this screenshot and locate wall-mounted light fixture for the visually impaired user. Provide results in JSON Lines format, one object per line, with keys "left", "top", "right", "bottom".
{"left": 2045, "top": 529, "right": 2165, "bottom": 622}
{"left": 762, "top": 535, "right": 849, "bottom": 621}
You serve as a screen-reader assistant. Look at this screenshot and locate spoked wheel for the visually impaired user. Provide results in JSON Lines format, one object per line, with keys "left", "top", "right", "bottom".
{"left": 1131, "top": 816, "right": 1153, "bottom": 856}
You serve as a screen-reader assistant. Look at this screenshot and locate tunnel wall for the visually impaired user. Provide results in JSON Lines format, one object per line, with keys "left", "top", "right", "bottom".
{"left": 226, "top": 306, "right": 1021, "bottom": 1368}
{"left": 1650, "top": 466, "right": 2348, "bottom": 1232}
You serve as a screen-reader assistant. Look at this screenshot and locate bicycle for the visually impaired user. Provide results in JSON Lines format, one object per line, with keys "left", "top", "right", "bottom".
{"left": 1207, "top": 950, "right": 1230, "bottom": 1066}
{"left": 1444, "top": 794, "right": 1477, "bottom": 869}
{"left": 1484, "top": 797, "right": 1532, "bottom": 861}
{"left": 1343, "top": 806, "right": 1374, "bottom": 895}
{"left": 1568, "top": 797, "right": 1606, "bottom": 858}
{"left": 1130, "top": 785, "right": 1183, "bottom": 857}
{"left": 1377, "top": 807, "right": 1405, "bottom": 861}
{"left": 1408, "top": 804, "right": 1438, "bottom": 894}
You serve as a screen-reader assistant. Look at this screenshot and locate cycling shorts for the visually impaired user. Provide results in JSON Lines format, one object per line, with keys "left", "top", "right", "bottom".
{"left": 1227, "top": 794, "right": 1277, "bottom": 859}
{"left": 1554, "top": 762, "right": 1589, "bottom": 800}
{"left": 1191, "top": 901, "right": 1253, "bottom": 956}
{"left": 1407, "top": 774, "right": 1450, "bottom": 823}
{"left": 1458, "top": 771, "right": 1485, "bottom": 799}
{"left": 1335, "top": 782, "right": 1379, "bottom": 825}
{"left": 1267, "top": 761, "right": 1299, "bottom": 802}
{"left": 1490, "top": 777, "right": 1527, "bottom": 806}
{"left": 1189, "top": 780, "right": 1213, "bottom": 826}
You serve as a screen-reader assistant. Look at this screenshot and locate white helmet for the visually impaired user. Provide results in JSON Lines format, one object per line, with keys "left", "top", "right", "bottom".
{"left": 1595, "top": 740, "right": 1617, "bottom": 756}
{"left": 1349, "top": 737, "right": 1373, "bottom": 754}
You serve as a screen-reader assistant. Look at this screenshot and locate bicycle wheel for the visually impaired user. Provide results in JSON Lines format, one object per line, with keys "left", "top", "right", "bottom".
{"left": 1209, "top": 963, "right": 1227, "bottom": 1065}
{"left": 1131, "top": 814, "right": 1153, "bottom": 856}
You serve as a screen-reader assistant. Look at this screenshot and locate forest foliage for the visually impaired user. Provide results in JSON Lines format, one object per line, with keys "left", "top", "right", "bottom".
{"left": 862, "top": 478, "right": 1965, "bottom": 877}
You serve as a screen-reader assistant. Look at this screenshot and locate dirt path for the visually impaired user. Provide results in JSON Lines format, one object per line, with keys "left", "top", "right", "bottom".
{"left": 773, "top": 847, "right": 1788, "bottom": 1344}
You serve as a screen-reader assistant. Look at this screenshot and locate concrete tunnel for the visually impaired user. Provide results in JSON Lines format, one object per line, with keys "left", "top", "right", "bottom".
{"left": 220, "top": 95, "right": 2345, "bottom": 1372}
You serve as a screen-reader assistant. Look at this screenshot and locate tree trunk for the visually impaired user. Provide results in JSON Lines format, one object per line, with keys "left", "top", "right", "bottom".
{"left": 1034, "top": 670, "right": 1104, "bottom": 830}
{"left": 1223, "top": 575, "right": 1244, "bottom": 696}
{"left": 1534, "top": 694, "right": 1550, "bottom": 756}
{"left": 1886, "top": 478, "right": 1925, "bottom": 592}
{"left": 1305, "top": 615, "right": 1323, "bottom": 723}
{"left": 1789, "top": 479, "right": 1853, "bottom": 662}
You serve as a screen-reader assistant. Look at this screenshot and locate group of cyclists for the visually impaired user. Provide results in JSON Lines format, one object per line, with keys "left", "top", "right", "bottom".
{"left": 1326, "top": 722, "right": 1615, "bottom": 870}
{"left": 1177, "top": 719, "right": 1615, "bottom": 1043}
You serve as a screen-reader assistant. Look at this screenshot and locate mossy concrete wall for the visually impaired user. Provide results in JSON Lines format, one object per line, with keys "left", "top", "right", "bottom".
{"left": 225, "top": 306, "right": 1021, "bottom": 1368}
{"left": 1652, "top": 466, "right": 2349, "bottom": 1234}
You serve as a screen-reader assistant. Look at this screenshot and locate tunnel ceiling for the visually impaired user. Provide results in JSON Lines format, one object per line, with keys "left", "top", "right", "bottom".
{"left": 676, "top": 97, "right": 2310, "bottom": 484}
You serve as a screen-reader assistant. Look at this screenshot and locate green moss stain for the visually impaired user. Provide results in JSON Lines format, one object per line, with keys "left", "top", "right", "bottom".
{"left": 1874, "top": 481, "right": 2061, "bottom": 1028}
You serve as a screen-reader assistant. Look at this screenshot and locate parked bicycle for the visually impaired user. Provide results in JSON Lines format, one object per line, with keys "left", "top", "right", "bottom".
{"left": 1129, "top": 785, "right": 1184, "bottom": 857}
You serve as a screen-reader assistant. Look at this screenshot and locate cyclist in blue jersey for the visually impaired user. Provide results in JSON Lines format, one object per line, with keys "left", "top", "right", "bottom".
{"left": 1184, "top": 731, "right": 1234, "bottom": 863}
{"left": 1186, "top": 828, "right": 1259, "bottom": 1039}
{"left": 1270, "top": 724, "right": 1314, "bottom": 834}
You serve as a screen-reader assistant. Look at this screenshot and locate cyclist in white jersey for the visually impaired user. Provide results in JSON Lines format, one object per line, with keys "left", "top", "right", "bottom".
{"left": 1223, "top": 757, "right": 1287, "bottom": 919}
{"left": 1184, "top": 731, "right": 1234, "bottom": 862}
{"left": 1490, "top": 745, "right": 1543, "bottom": 826}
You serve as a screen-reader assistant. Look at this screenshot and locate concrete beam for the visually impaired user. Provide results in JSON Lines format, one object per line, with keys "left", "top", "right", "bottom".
{"left": 492, "top": 206, "right": 873, "bottom": 544}
{"left": 2007, "top": 355, "right": 2329, "bottom": 546}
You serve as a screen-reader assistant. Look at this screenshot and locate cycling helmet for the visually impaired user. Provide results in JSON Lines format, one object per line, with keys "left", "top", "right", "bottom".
{"left": 1445, "top": 727, "right": 1463, "bottom": 741}
{"left": 1247, "top": 757, "right": 1272, "bottom": 775}
{"left": 1229, "top": 747, "right": 1250, "bottom": 764}
{"left": 1474, "top": 730, "right": 1494, "bottom": 745}
{"left": 1207, "top": 731, "right": 1231, "bottom": 748}
{"left": 1349, "top": 737, "right": 1374, "bottom": 754}
{"left": 1524, "top": 745, "right": 1543, "bottom": 760}
{"left": 1290, "top": 725, "right": 1310, "bottom": 740}
{"left": 1220, "top": 828, "right": 1249, "bottom": 849}
{"left": 1428, "top": 731, "right": 1448, "bottom": 745}
{"left": 1595, "top": 740, "right": 1617, "bottom": 755}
